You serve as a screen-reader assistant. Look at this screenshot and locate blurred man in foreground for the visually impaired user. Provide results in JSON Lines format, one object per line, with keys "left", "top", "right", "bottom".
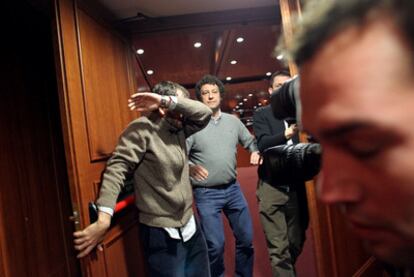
{"left": 284, "top": 0, "right": 414, "bottom": 269}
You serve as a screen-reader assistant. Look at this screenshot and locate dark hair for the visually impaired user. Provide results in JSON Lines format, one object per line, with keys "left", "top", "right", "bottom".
{"left": 175, "top": 83, "right": 190, "bottom": 98}
{"left": 269, "top": 70, "right": 291, "bottom": 87}
{"left": 153, "top": 81, "right": 177, "bottom": 96}
{"left": 284, "top": 0, "right": 414, "bottom": 66}
{"left": 153, "top": 81, "right": 190, "bottom": 98}
{"left": 194, "top": 74, "right": 225, "bottom": 101}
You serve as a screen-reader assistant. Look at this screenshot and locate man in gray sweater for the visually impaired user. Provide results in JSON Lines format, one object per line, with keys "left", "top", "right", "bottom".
{"left": 187, "top": 75, "right": 260, "bottom": 277}
{"left": 74, "top": 81, "right": 212, "bottom": 277}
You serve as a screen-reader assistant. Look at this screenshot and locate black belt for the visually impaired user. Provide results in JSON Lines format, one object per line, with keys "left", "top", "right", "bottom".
{"left": 193, "top": 179, "right": 236, "bottom": 190}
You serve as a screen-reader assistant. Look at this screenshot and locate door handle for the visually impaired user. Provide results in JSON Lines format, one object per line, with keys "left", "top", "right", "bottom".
{"left": 69, "top": 210, "right": 80, "bottom": 230}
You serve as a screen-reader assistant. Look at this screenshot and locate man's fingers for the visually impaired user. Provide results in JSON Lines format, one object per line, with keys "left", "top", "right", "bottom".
{"left": 77, "top": 244, "right": 96, "bottom": 258}
{"left": 195, "top": 169, "right": 208, "bottom": 179}
{"left": 195, "top": 173, "right": 207, "bottom": 181}
{"left": 73, "top": 230, "right": 86, "bottom": 238}
{"left": 191, "top": 170, "right": 207, "bottom": 181}
{"left": 74, "top": 239, "right": 92, "bottom": 251}
{"left": 74, "top": 237, "right": 88, "bottom": 245}
{"left": 195, "top": 166, "right": 208, "bottom": 176}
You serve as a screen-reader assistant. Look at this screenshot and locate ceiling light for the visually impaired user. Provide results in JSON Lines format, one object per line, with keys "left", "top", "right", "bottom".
{"left": 236, "top": 37, "right": 244, "bottom": 43}
{"left": 243, "top": 98, "right": 248, "bottom": 102}
{"left": 230, "top": 60, "right": 237, "bottom": 65}
{"left": 266, "top": 72, "right": 272, "bottom": 76}
{"left": 136, "top": 49, "right": 144, "bottom": 55}
{"left": 248, "top": 93, "right": 253, "bottom": 97}
{"left": 226, "top": 77, "right": 232, "bottom": 81}
{"left": 239, "top": 102, "right": 243, "bottom": 105}
{"left": 277, "top": 54, "right": 284, "bottom": 60}
{"left": 194, "top": 42, "right": 202, "bottom": 48}
{"left": 235, "top": 105, "right": 239, "bottom": 109}
{"left": 146, "top": 69, "right": 154, "bottom": 75}
{"left": 258, "top": 103, "right": 262, "bottom": 106}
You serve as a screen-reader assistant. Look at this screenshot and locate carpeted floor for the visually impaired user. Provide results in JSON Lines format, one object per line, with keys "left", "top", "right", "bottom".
{"left": 220, "top": 166, "right": 318, "bottom": 277}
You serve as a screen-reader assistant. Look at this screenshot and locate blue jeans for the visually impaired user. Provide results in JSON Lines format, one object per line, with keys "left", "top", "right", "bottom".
{"left": 193, "top": 181, "right": 254, "bottom": 277}
{"left": 139, "top": 222, "right": 210, "bottom": 277}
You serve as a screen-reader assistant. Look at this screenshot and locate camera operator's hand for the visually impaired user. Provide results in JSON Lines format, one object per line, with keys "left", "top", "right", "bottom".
{"left": 284, "top": 124, "right": 298, "bottom": 140}
{"left": 250, "top": 151, "right": 261, "bottom": 165}
{"left": 189, "top": 164, "right": 209, "bottom": 181}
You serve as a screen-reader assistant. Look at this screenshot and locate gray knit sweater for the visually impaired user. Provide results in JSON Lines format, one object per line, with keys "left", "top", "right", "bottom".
{"left": 187, "top": 112, "right": 258, "bottom": 187}
{"left": 96, "top": 97, "right": 212, "bottom": 228}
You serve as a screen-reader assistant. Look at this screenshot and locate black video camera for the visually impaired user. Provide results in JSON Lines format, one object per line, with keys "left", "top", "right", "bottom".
{"left": 261, "top": 143, "right": 322, "bottom": 185}
{"left": 270, "top": 76, "right": 299, "bottom": 123}
{"left": 265, "top": 76, "right": 322, "bottom": 184}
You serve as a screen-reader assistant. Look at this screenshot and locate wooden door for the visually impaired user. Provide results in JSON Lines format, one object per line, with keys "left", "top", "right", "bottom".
{"left": 52, "top": 0, "right": 149, "bottom": 275}
{"left": 0, "top": 1, "right": 80, "bottom": 276}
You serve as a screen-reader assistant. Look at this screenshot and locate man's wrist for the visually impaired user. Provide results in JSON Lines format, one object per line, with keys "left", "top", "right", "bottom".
{"left": 97, "top": 211, "right": 112, "bottom": 228}
{"left": 160, "top": 96, "right": 178, "bottom": 110}
{"left": 160, "top": 96, "right": 172, "bottom": 109}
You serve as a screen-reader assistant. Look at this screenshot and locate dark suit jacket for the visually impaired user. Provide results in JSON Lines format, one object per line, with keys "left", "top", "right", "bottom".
{"left": 252, "top": 105, "right": 299, "bottom": 182}
{"left": 253, "top": 105, "right": 309, "bottom": 229}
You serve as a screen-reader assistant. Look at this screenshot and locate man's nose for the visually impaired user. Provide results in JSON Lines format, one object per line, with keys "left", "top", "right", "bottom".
{"left": 208, "top": 92, "right": 214, "bottom": 99}
{"left": 317, "top": 150, "right": 363, "bottom": 205}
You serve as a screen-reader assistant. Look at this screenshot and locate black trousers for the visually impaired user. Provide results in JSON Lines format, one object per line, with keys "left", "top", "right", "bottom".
{"left": 139, "top": 222, "right": 211, "bottom": 277}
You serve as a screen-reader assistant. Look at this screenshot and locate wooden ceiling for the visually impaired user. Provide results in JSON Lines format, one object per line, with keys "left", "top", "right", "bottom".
{"left": 97, "top": 0, "right": 286, "bottom": 125}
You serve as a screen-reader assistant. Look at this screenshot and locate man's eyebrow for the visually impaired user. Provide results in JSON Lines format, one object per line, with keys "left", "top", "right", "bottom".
{"left": 319, "top": 122, "right": 374, "bottom": 139}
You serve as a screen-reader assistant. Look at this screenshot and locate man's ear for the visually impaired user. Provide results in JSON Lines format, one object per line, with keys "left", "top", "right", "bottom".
{"left": 268, "top": 87, "right": 273, "bottom": 95}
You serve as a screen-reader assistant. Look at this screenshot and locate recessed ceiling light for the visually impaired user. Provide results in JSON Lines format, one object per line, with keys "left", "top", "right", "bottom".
{"left": 146, "top": 69, "right": 154, "bottom": 75}
{"left": 235, "top": 105, "right": 239, "bottom": 109}
{"left": 236, "top": 37, "right": 244, "bottom": 43}
{"left": 230, "top": 60, "right": 237, "bottom": 65}
{"left": 136, "top": 49, "right": 144, "bottom": 55}
{"left": 253, "top": 106, "right": 257, "bottom": 109}
{"left": 194, "top": 42, "right": 202, "bottom": 48}
{"left": 226, "top": 77, "right": 232, "bottom": 81}
{"left": 277, "top": 54, "right": 284, "bottom": 60}
{"left": 239, "top": 102, "right": 243, "bottom": 105}
{"left": 258, "top": 103, "right": 262, "bottom": 106}
{"left": 243, "top": 98, "right": 248, "bottom": 102}
{"left": 266, "top": 72, "right": 272, "bottom": 76}
{"left": 248, "top": 93, "right": 253, "bottom": 97}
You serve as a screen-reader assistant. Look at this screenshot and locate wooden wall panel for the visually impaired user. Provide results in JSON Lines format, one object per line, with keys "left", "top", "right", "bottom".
{"left": 330, "top": 208, "right": 372, "bottom": 277}
{"left": 218, "top": 25, "right": 282, "bottom": 79}
{"left": 54, "top": 0, "right": 147, "bottom": 275}
{"left": 78, "top": 9, "right": 137, "bottom": 161}
{"left": 304, "top": 182, "right": 336, "bottom": 277}
{"left": 134, "top": 30, "right": 215, "bottom": 86}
